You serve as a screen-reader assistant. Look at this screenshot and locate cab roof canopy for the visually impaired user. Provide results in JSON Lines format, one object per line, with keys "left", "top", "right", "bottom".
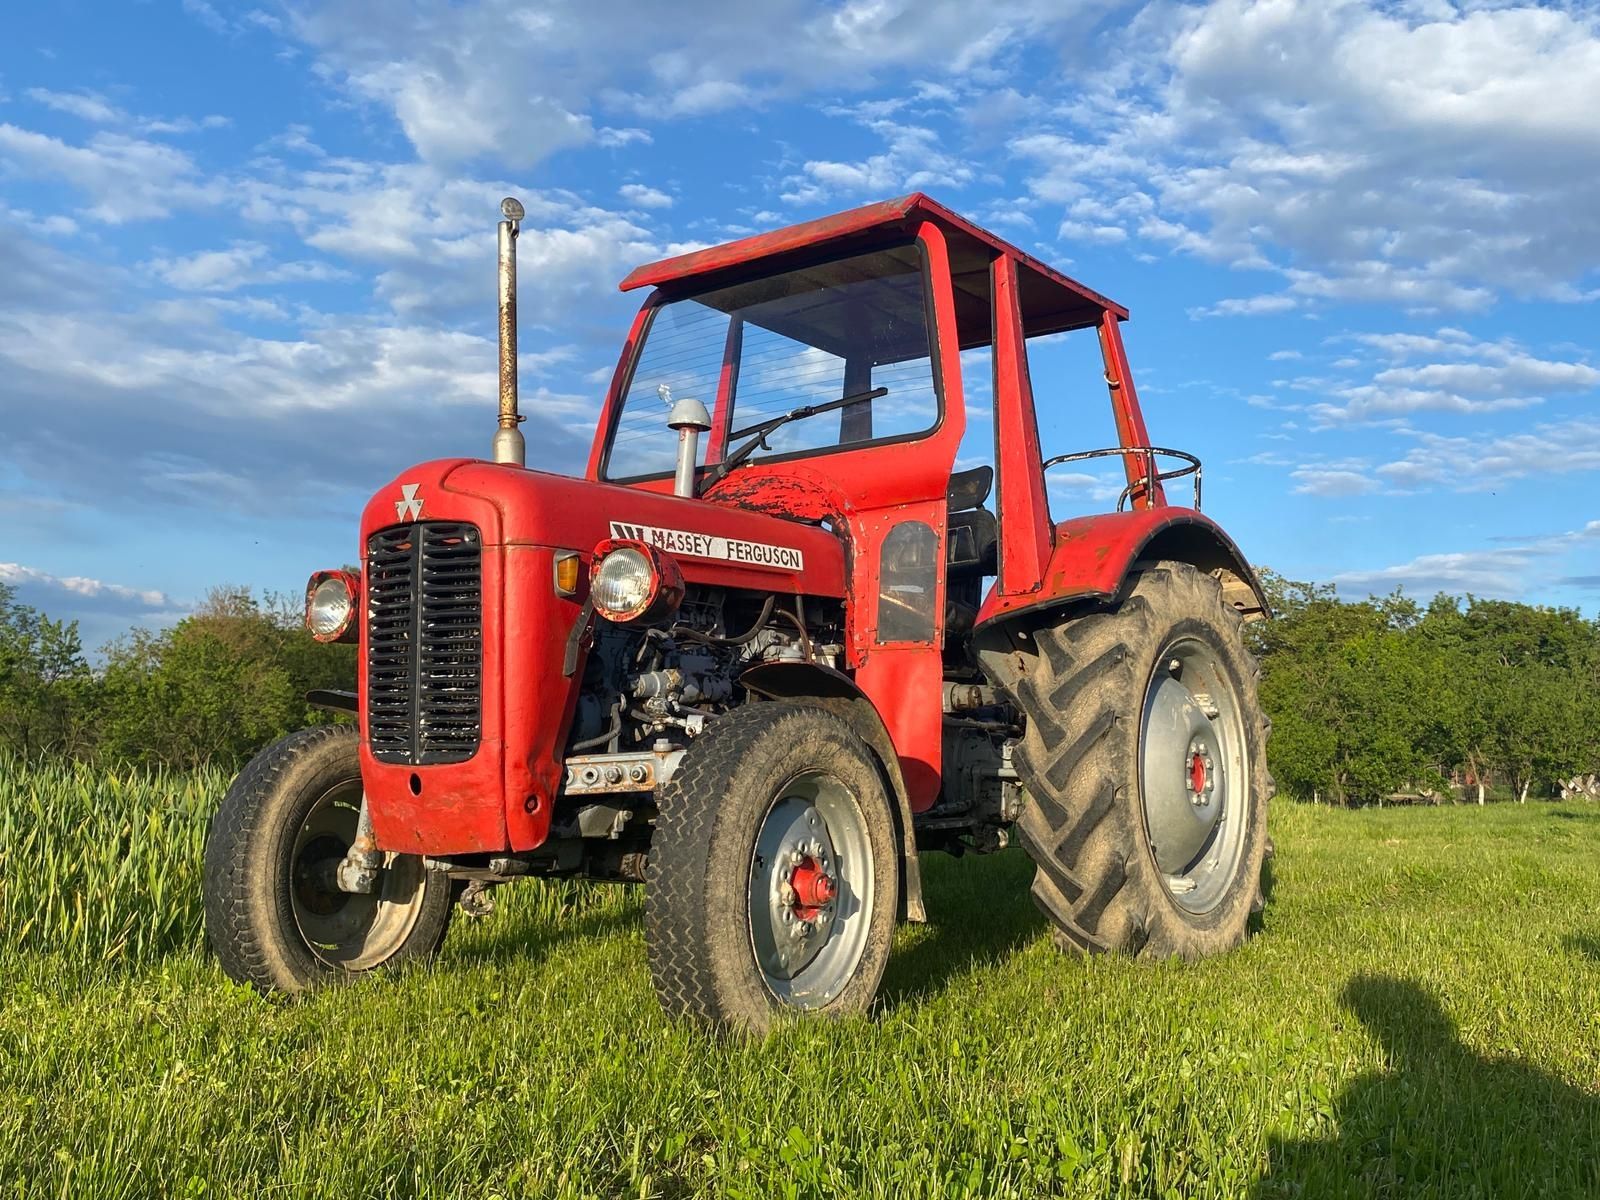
{"left": 619, "top": 193, "right": 1128, "bottom": 352}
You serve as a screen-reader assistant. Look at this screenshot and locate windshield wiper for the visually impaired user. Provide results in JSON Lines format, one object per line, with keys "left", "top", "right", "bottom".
{"left": 704, "top": 386, "right": 889, "bottom": 487}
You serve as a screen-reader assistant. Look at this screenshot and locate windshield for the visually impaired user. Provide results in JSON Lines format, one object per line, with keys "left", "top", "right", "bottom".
{"left": 603, "top": 244, "right": 940, "bottom": 481}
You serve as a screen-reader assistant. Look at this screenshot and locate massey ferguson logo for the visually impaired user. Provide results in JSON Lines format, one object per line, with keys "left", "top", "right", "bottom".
{"left": 610, "top": 521, "right": 804, "bottom": 571}
{"left": 394, "top": 483, "right": 424, "bottom": 521}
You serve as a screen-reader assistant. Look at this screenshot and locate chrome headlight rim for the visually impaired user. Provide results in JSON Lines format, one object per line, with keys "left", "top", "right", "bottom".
{"left": 306, "top": 570, "right": 359, "bottom": 643}
{"left": 589, "top": 540, "right": 685, "bottom": 625}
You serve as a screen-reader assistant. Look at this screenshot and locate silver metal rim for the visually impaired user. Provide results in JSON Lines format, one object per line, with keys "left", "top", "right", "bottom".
{"left": 746, "top": 769, "right": 875, "bottom": 1009}
{"left": 289, "top": 781, "right": 427, "bottom": 970}
{"left": 1139, "top": 636, "right": 1250, "bottom": 915}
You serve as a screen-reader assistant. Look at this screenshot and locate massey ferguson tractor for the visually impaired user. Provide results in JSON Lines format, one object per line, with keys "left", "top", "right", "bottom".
{"left": 203, "top": 193, "right": 1271, "bottom": 1032}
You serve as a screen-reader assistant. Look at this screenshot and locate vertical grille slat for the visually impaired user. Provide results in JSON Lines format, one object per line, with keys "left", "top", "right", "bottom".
{"left": 365, "top": 521, "right": 483, "bottom": 765}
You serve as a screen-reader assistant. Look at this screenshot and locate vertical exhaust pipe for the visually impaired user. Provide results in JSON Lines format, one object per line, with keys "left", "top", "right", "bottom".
{"left": 492, "top": 196, "right": 526, "bottom": 467}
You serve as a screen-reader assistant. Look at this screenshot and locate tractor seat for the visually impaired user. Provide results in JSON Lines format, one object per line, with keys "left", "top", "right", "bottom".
{"left": 946, "top": 466, "right": 997, "bottom": 579}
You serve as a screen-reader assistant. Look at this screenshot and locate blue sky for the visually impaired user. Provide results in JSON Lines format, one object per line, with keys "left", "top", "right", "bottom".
{"left": 2, "top": 0, "right": 1598, "bottom": 649}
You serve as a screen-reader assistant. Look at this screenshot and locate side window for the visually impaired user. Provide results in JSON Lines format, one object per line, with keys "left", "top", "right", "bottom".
{"left": 1029, "top": 327, "right": 1126, "bottom": 515}
{"left": 607, "top": 301, "right": 729, "bottom": 480}
{"left": 877, "top": 521, "right": 938, "bottom": 643}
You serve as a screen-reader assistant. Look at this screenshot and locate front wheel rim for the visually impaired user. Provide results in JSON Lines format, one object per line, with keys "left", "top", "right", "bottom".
{"left": 288, "top": 780, "right": 428, "bottom": 970}
{"left": 746, "top": 769, "right": 875, "bottom": 1009}
{"left": 1139, "top": 636, "right": 1250, "bottom": 915}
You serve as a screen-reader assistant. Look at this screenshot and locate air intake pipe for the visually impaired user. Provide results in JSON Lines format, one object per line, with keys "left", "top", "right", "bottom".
{"left": 492, "top": 196, "right": 527, "bottom": 467}
{"left": 661, "top": 385, "right": 711, "bottom": 498}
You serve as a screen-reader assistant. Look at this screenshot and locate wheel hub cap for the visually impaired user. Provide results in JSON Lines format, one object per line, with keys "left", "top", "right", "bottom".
{"left": 747, "top": 771, "right": 874, "bottom": 1009}
{"left": 1140, "top": 639, "right": 1250, "bottom": 914}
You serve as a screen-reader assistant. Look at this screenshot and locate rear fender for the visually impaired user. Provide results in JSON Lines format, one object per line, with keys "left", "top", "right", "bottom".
{"left": 974, "top": 507, "right": 1268, "bottom": 635}
{"left": 739, "top": 661, "right": 927, "bottom": 923}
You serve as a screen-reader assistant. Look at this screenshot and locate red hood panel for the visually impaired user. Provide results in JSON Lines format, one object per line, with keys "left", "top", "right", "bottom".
{"left": 365, "top": 460, "right": 846, "bottom": 597}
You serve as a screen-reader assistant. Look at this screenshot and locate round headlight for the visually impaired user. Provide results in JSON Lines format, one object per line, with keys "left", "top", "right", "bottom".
{"left": 591, "top": 547, "right": 655, "bottom": 619}
{"left": 308, "top": 575, "right": 354, "bottom": 640}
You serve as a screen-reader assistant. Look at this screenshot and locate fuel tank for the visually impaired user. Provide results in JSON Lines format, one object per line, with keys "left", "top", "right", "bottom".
{"left": 354, "top": 458, "right": 846, "bottom": 857}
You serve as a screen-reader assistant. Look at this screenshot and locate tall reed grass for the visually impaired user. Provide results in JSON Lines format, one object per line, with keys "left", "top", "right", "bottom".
{"left": 0, "top": 760, "right": 225, "bottom": 965}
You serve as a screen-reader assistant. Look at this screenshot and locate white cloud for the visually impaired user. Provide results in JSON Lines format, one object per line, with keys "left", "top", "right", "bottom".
{"left": 1329, "top": 524, "right": 1600, "bottom": 599}
{"left": 619, "top": 183, "right": 674, "bottom": 209}
{"left": 1290, "top": 465, "right": 1381, "bottom": 497}
{"left": 597, "top": 127, "right": 652, "bottom": 148}
{"left": 0, "top": 124, "right": 222, "bottom": 222}
{"left": 1190, "top": 293, "right": 1298, "bottom": 319}
{"left": 1304, "top": 327, "right": 1600, "bottom": 423}
{"left": 284, "top": 0, "right": 1117, "bottom": 166}
{"left": 25, "top": 86, "right": 230, "bottom": 135}
{"left": 1015, "top": 0, "right": 1600, "bottom": 309}
{"left": 144, "top": 243, "right": 351, "bottom": 292}
{"left": 26, "top": 87, "right": 121, "bottom": 124}
{"left": 0, "top": 562, "right": 169, "bottom": 609}
{"left": 782, "top": 118, "right": 975, "bottom": 204}
{"left": 1376, "top": 418, "right": 1600, "bottom": 491}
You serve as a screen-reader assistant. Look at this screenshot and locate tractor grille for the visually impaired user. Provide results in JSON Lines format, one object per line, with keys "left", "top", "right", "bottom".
{"left": 365, "top": 521, "right": 483, "bottom": 765}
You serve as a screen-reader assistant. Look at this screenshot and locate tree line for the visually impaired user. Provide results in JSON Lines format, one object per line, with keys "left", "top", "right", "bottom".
{"left": 3, "top": 574, "right": 1598, "bottom": 804}
{"left": 0, "top": 582, "right": 352, "bottom": 770}
{"left": 1253, "top": 573, "right": 1600, "bottom": 805}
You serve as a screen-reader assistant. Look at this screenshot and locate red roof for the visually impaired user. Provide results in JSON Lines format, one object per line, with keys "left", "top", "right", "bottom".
{"left": 618, "top": 193, "right": 1127, "bottom": 345}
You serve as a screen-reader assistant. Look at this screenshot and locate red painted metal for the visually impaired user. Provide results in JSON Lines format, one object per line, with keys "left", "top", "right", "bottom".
{"left": 790, "top": 856, "right": 836, "bottom": 919}
{"left": 1098, "top": 312, "right": 1165, "bottom": 510}
{"left": 584, "top": 300, "right": 655, "bottom": 481}
{"left": 990, "top": 254, "right": 1052, "bottom": 596}
{"left": 620, "top": 193, "right": 1127, "bottom": 328}
{"left": 705, "top": 318, "right": 742, "bottom": 465}
{"left": 357, "top": 459, "right": 847, "bottom": 857}
{"left": 973, "top": 507, "right": 1265, "bottom": 629}
{"left": 1190, "top": 752, "right": 1207, "bottom": 796}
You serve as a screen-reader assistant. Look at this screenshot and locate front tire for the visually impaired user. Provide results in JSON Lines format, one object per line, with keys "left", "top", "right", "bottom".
{"left": 646, "top": 703, "right": 899, "bottom": 1034}
{"left": 203, "top": 724, "right": 453, "bottom": 993}
{"left": 1013, "top": 560, "right": 1270, "bottom": 958}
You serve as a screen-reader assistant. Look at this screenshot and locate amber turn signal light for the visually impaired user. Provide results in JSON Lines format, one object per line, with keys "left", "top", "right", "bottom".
{"left": 553, "top": 551, "right": 581, "bottom": 597}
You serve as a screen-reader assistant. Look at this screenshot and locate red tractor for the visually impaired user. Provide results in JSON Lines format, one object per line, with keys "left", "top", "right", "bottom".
{"left": 203, "top": 194, "right": 1271, "bottom": 1032}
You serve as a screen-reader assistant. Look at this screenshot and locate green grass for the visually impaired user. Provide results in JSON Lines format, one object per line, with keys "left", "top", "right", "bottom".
{"left": 4, "top": 766, "right": 1600, "bottom": 1198}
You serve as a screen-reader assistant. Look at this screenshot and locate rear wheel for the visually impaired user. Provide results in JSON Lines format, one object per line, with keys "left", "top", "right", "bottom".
{"left": 1012, "top": 560, "right": 1270, "bottom": 958}
{"left": 203, "top": 724, "right": 453, "bottom": 993}
{"left": 646, "top": 703, "right": 899, "bottom": 1034}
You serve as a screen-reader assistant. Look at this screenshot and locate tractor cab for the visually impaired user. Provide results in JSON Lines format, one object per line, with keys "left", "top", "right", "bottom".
{"left": 587, "top": 195, "right": 1256, "bottom": 806}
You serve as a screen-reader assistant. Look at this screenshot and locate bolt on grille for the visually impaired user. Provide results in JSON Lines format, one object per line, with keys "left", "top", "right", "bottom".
{"left": 365, "top": 521, "right": 483, "bottom": 765}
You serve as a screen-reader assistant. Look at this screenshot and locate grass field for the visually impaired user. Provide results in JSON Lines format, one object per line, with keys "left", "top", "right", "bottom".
{"left": 3, "top": 763, "right": 1600, "bottom": 1198}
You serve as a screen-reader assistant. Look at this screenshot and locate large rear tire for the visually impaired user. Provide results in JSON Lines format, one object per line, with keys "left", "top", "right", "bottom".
{"left": 1012, "top": 561, "right": 1270, "bottom": 958}
{"left": 203, "top": 725, "right": 454, "bottom": 993}
{"left": 646, "top": 703, "right": 899, "bottom": 1034}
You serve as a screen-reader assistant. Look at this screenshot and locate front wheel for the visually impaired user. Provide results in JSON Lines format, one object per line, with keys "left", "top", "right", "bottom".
{"left": 646, "top": 703, "right": 900, "bottom": 1034}
{"left": 1013, "top": 560, "right": 1270, "bottom": 958}
{"left": 203, "top": 724, "right": 453, "bottom": 993}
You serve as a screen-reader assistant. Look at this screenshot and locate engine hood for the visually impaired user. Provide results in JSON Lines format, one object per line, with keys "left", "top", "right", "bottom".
{"left": 360, "top": 458, "right": 846, "bottom": 597}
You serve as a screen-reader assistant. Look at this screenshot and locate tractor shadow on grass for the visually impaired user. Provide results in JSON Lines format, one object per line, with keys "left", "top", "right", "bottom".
{"left": 879, "top": 848, "right": 1046, "bottom": 1008}
{"left": 1252, "top": 975, "right": 1600, "bottom": 1197}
